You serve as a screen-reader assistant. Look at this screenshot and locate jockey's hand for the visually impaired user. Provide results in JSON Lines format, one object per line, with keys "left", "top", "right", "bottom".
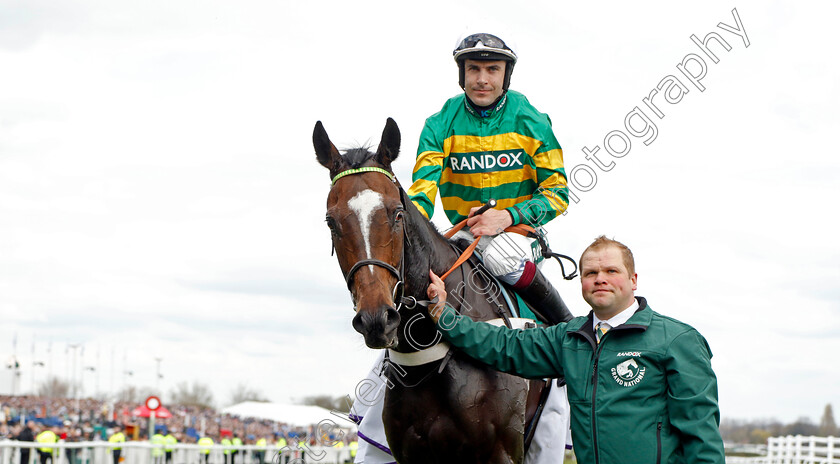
{"left": 466, "top": 207, "right": 513, "bottom": 236}
{"left": 428, "top": 270, "right": 447, "bottom": 324}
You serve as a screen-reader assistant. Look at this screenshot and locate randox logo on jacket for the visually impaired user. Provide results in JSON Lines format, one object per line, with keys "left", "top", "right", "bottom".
{"left": 611, "top": 358, "right": 647, "bottom": 387}
{"left": 448, "top": 150, "right": 525, "bottom": 173}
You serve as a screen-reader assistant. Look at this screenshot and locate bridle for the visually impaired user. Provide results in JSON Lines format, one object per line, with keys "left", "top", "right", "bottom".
{"left": 329, "top": 166, "right": 421, "bottom": 311}
{"left": 328, "top": 166, "right": 577, "bottom": 316}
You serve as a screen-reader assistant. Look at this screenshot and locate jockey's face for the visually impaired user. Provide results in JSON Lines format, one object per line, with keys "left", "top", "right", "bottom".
{"left": 464, "top": 59, "right": 505, "bottom": 107}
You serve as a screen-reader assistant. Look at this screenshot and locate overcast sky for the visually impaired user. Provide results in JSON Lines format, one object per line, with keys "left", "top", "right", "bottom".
{"left": 1, "top": 0, "right": 838, "bottom": 425}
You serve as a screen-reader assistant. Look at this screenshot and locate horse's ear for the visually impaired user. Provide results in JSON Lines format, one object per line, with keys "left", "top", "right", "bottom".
{"left": 313, "top": 121, "right": 345, "bottom": 175}
{"left": 376, "top": 117, "right": 401, "bottom": 168}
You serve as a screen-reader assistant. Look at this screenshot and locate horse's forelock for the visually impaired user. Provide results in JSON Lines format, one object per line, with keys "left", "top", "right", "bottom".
{"left": 342, "top": 146, "right": 378, "bottom": 168}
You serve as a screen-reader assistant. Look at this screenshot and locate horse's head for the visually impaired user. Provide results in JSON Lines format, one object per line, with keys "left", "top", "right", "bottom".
{"left": 314, "top": 118, "right": 405, "bottom": 349}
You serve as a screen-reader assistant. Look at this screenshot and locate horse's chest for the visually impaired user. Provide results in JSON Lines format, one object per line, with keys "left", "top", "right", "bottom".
{"left": 381, "top": 359, "right": 527, "bottom": 463}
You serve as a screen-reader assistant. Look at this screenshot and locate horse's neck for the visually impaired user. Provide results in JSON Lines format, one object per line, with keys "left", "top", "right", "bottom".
{"left": 401, "top": 193, "right": 511, "bottom": 323}
{"left": 401, "top": 203, "right": 457, "bottom": 299}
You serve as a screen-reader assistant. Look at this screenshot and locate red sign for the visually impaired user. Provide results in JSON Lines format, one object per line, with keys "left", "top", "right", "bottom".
{"left": 145, "top": 396, "right": 161, "bottom": 411}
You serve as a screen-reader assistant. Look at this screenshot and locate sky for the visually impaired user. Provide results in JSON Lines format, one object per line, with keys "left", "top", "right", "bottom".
{"left": 1, "top": 0, "right": 838, "bottom": 426}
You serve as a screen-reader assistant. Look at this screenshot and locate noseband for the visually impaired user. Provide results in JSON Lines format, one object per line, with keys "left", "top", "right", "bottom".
{"left": 330, "top": 167, "right": 417, "bottom": 311}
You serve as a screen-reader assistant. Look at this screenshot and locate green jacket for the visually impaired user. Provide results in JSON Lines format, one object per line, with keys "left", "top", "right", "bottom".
{"left": 435, "top": 297, "right": 725, "bottom": 464}
{"left": 406, "top": 90, "right": 568, "bottom": 227}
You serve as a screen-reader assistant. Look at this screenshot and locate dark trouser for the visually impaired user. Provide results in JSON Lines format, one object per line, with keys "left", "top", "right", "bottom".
{"left": 112, "top": 450, "right": 121, "bottom": 464}
{"left": 38, "top": 451, "right": 52, "bottom": 464}
{"left": 165, "top": 451, "right": 173, "bottom": 464}
{"left": 202, "top": 453, "right": 210, "bottom": 464}
{"left": 20, "top": 449, "right": 31, "bottom": 464}
{"left": 65, "top": 448, "right": 75, "bottom": 464}
{"left": 254, "top": 452, "right": 264, "bottom": 464}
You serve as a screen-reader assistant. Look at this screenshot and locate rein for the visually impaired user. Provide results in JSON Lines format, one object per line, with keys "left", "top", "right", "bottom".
{"left": 330, "top": 167, "right": 491, "bottom": 309}
{"left": 440, "top": 210, "right": 538, "bottom": 280}
{"left": 440, "top": 209, "right": 578, "bottom": 281}
{"left": 330, "top": 166, "right": 577, "bottom": 317}
{"left": 328, "top": 166, "right": 549, "bottom": 373}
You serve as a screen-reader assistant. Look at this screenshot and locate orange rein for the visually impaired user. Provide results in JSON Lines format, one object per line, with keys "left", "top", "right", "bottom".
{"left": 439, "top": 218, "right": 536, "bottom": 280}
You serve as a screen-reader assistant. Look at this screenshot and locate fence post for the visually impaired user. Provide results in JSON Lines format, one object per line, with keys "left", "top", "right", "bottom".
{"left": 767, "top": 437, "right": 782, "bottom": 464}
{"left": 785, "top": 435, "right": 795, "bottom": 464}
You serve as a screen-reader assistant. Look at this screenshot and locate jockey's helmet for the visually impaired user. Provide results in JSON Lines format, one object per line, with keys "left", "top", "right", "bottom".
{"left": 453, "top": 33, "right": 517, "bottom": 91}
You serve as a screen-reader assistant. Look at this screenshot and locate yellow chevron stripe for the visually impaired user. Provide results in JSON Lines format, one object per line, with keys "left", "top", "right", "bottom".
{"left": 533, "top": 148, "right": 564, "bottom": 168}
{"left": 406, "top": 178, "right": 438, "bottom": 199}
{"left": 412, "top": 150, "right": 444, "bottom": 173}
{"left": 444, "top": 132, "right": 543, "bottom": 154}
{"left": 540, "top": 172, "right": 568, "bottom": 189}
{"left": 440, "top": 194, "right": 536, "bottom": 218}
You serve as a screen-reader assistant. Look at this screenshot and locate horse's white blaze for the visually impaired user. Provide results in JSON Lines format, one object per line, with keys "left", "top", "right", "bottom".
{"left": 348, "top": 189, "right": 384, "bottom": 274}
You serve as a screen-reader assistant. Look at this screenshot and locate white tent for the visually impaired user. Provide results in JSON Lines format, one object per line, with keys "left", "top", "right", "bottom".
{"left": 221, "top": 401, "right": 354, "bottom": 429}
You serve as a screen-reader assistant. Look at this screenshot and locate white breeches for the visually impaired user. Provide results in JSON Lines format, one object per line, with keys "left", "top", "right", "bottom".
{"left": 452, "top": 228, "right": 542, "bottom": 285}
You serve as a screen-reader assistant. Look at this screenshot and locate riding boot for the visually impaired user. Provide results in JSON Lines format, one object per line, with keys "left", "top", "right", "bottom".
{"left": 513, "top": 261, "right": 574, "bottom": 325}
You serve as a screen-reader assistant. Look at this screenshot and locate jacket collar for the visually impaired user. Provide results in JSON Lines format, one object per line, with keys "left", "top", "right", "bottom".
{"left": 464, "top": 92, "right": 508, "bottom": 119}
{"left": 568, "top": 297, "right": 651, "bottom": 345}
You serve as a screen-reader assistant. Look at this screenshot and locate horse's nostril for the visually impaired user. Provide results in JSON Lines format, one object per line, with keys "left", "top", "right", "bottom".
{"left": 384, "top": 307, "right": 401, "bottom": 331}
{"left": 352, "top": 312, "right": 366, "bottom": 335}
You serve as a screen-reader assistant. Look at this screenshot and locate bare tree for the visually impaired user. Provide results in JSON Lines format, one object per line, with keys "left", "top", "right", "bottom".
{"left": 228, "top": 383, "right": 269, "bottom": 406}
{"left": 37, "top": 376, "right": 71, "bottom": 398}
{"left": 115, "top": 386, "right": 159, "bottom": 403}
{"left": 298, "top": 395, "right": 352, "bottom": 413}
{"left": 819, "top": 404, "right": 838, "bottom": 436}
{"left": 170, "top": 381, "right": 215, "bottom": 409}
{"left": 117, "top": 385, "right": 136, "bottom": 403}
{"left": 784, "top": 416, "right": 818, "bottom": 436}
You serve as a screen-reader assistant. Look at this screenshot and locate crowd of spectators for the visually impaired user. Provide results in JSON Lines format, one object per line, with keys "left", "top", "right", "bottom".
{"left": 0, "top": 395, "right": 357, "bottom": 448}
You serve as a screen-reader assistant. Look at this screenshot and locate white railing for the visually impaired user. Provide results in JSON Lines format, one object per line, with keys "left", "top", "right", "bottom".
{"left": 0, "top": 440, "right": 352, "bottom": 464}
{"left": 726, "top": 436, "right": 840, "bottom": 464}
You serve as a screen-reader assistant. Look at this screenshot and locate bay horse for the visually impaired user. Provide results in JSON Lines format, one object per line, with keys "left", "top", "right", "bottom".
{"left": 315, "top": 118, "right": 532, "bottom": 464}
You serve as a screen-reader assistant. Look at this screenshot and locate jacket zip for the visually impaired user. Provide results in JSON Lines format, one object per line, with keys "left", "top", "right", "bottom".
{"left": 567, "top": 302, "right": 648, "bottom": 464}
{"left": 656, "top": 422, "right": 663, "bottom": 464}
{"left": 591, "top": 336, "right": 604, "bottom": 464}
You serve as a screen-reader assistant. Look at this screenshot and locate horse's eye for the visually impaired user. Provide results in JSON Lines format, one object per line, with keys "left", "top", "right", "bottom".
{"left": 325, "top": 215, "right": 338, "bottom": 233}
{"left": 394, "top": 208, "right": 405, "bottom": 222}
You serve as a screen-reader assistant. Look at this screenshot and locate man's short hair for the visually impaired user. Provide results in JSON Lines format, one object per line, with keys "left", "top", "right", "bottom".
{"left": 580, "top": 235, "right": 635, "bottom": 275}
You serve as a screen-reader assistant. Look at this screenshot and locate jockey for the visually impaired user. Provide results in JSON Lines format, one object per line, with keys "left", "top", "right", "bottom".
{"left": 353, "top": 33, "right": 573, "bottom": 464}
{"left": 407, "top": 32, "right": 574, "bottom": 325}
